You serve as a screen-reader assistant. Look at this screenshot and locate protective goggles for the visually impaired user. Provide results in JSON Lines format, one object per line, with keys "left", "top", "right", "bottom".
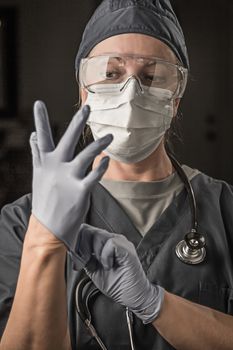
{"left": 79, "top": 54, "right": 188, "bottom": 98}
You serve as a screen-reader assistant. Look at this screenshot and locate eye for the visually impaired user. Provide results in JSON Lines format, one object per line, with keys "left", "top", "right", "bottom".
{"left": 140, "top": 73, "right": 166, "bottom": 85}
{"left": 105, "top": 70, "right": 120, "bottom": 79}
{"left": 97, "top": 70, "right": 122, "bottom": 84}
{"left": 142, "top": 74, "right": 154, "bottom": 82}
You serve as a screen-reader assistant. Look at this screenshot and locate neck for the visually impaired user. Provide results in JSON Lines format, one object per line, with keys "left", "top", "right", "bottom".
{"left": 93, "top": 142, "right": 174, "bottom": 181}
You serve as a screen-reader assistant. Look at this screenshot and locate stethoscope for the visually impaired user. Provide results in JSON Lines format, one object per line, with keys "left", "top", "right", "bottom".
{"left": 75, "top": 153, "right": 207, "bottom": 350}
{"left": 75, "top": 275, "right": 137, "bottom": 350}
{"left": 167, "top": 152, "right": 206, "bottom": 265}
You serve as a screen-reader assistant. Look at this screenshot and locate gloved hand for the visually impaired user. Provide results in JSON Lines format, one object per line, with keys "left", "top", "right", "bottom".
{"left": 30, "top": 101, "right": 113, "bottom": 252}
{"left": 71, "top": 223, "right": 165, "bottom": 324}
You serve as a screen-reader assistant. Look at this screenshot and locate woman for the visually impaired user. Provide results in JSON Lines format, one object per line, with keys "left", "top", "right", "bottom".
{"left": 1, "top": 1, "right": 233, "bottom": 349}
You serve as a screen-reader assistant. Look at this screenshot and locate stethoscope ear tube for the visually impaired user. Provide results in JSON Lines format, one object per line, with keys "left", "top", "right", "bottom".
{"left": 75, "top": 275, "right": 108, "bottom": 350}
{"left": 75, "top": 275, "right": 136, "bottom": 350}
{"left": 75, "top": 276, "right": 91, "bottom": 323}
{"left": 167, "top": 152, "right": 206, "bottom": 265}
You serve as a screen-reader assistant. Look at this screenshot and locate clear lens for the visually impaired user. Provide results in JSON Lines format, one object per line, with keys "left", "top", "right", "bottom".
{"left": 79, "top": 55, "right": 188, "bottom": 98}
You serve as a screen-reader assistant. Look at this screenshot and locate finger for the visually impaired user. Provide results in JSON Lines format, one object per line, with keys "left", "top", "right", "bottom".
{"left": 113, "top": 236, "right": 137, "bottom": 262}
{"left": 33, "top": 101, "right": 55, "bottom": 152}
{"left": 74, "top": 223, "right": 115, "bottom": 266}
{"left": 82, "top": 156, "right": 110, "bottom": 187}
{"left": 101, "top": 235, "right": 137, "bottom": 267}
{"left": 56, "top": 105, "right": 90, "bottom": 161}
{"left": 71, "top": 134, "right": 113, "bottom": 177}
{"left": 29, "top": 132, "right": 41, "bottom": 167}
{"left": 99, "top": 237, "right": 116, "bottom": 269}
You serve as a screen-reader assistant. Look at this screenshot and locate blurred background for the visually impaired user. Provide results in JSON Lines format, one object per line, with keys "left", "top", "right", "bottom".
{"left": 0, "top": 0, "right": 232, "bottom": 207}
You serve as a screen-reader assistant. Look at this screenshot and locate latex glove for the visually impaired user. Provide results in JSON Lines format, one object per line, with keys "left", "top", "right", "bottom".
{"left": 30, "top": 101, "right": 113, "bottom": 252}
{"left": 71, "top": 223, "right": 164, "bottom": 324}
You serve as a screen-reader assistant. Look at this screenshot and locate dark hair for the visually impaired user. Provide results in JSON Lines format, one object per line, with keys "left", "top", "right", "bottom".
{"left": 77, "top": 124, "right": 94, "bottom": 152}
{"left": 164, "top": 111, "right": 183, "bottom": 154}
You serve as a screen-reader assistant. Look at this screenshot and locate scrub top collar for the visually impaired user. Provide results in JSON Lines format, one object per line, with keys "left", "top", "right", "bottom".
{"left": 90, "top": 180, "right": 193, "bottom": 256}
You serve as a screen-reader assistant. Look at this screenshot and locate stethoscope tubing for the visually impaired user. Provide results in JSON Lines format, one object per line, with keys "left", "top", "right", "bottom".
{"left": 167, "top": 151, "right": 206, "bottom": 264}
{"left": 75, "top": 276, "right": 135, "bottom": 350}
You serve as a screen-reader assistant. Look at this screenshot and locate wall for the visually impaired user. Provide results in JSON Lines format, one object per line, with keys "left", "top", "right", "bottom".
{"left": 174, "top": 0, "right": 233, "bottom": 181}
{"left": 0, "top": 0, "right": 98, "bottom": 123}
{"left": 0, "top": 0, "right": 98, "bottom": 205}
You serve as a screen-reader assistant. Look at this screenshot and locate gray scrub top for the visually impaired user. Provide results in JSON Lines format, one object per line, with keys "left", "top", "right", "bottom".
{"left": 0, "top": 168, "right": 233, "bottom": 349}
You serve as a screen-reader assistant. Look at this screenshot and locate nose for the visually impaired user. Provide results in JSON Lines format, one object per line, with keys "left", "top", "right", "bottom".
{"left": 120, "top": 75, "right": 144, "bottom": 94}
{"left": 124, "top": 57, "right": 144, "bottom": 76}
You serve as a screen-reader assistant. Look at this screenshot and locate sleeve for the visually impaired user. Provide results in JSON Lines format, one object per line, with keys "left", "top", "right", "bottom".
{"left": 0, "top": 194, "right": 32, "bottom": 339}
{"left": 219, "top": 182, "right": 233, "bottom": 248}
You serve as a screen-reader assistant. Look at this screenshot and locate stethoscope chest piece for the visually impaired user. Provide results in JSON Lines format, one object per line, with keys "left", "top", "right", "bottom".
{"left": 175, "top": 230, "right": 206, "bottom": 265}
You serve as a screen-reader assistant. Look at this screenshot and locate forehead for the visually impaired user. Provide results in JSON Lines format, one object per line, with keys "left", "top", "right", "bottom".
{"left": 89, "top": 33, "right": 178, "bottom": 63}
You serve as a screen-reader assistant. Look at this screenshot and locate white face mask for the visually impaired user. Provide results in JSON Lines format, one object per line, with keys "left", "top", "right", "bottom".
{"left": 86, "top": 79, "right": 174, "bottom": 163}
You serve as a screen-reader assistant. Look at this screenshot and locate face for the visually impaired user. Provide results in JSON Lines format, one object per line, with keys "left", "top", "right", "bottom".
{"left": 80, "top": 33, "right": 181, "bottom": 114}
{"left": 89, "top": 33, "right": 177, "bottom": 61}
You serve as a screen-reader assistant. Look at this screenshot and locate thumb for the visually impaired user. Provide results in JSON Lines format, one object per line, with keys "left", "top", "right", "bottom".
{"left": 75, "top": 223, "right": 115, "bottom": 266}
{"left": 101, "top": 235, "right": 136, "bottom": 268}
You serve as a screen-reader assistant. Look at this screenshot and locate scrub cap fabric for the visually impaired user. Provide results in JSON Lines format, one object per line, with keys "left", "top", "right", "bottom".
{"left": 75, "top": 0, "right": 189, "bottom": 71}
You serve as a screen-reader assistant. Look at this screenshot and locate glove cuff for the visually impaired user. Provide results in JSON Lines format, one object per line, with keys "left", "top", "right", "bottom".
{"left": 133, "top": 285, "right": 165, "bottom": 324}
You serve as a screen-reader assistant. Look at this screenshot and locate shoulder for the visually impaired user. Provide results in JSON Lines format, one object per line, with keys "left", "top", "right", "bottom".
{"left": 0, "top": 193, "right": 32, "bottom": 245}
{"left": 0, "top": 194, "right": 32, "bottom": 338}
{"left": 190, "top": 170, "right": 233, "bottom": 197}
{"left": 188, "top": 169, "right": 233, "bottom": 224}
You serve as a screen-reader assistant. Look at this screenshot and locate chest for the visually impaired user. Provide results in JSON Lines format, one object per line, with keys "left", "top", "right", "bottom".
{"left": 67, "top": 186, "right": 233, "bottom": 349}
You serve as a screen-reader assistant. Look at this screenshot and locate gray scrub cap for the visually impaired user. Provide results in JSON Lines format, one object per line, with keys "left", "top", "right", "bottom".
{"left": 75, "top": 0, "right": 189, "bottom": 71}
